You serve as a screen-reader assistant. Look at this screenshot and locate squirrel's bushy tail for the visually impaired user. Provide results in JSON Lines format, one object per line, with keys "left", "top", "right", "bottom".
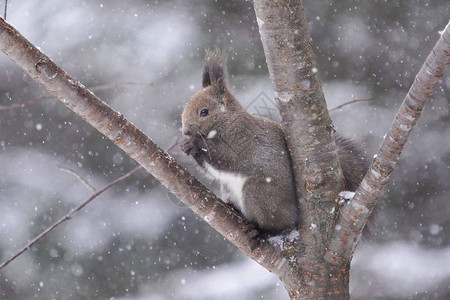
{"left": 335, "top": 135, "right": 369, "bottom": 191}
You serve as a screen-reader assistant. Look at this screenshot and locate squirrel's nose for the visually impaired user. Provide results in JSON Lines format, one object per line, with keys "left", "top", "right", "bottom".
{"left": 182, "top": 124, "right": 192, "bottom": 136}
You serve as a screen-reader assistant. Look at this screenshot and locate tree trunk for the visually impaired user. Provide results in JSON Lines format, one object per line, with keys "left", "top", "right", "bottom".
{"left": 279, "top": 260, "right": 350, "bottom": 299}
{"left": 253, "top": 1, "right": 349, "bottom": 298}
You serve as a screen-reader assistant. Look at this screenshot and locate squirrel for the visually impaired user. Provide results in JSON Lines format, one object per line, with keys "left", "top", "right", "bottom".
{"left": 181, "top": 49, "right": 367, "bottom": 234}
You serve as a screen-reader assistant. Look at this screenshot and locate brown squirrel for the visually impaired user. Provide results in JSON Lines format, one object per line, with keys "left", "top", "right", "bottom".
{"left": 181, "top": 49, "right": 367, "bottom": 234}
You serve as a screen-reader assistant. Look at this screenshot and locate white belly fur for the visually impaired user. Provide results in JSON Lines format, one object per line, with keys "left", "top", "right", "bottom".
{"left": 204, "top": 163, "right": 247, "bottom": 214}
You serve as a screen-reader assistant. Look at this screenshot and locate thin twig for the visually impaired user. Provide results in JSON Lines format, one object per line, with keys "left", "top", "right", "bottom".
{"left": 328, "top": 98, "right": 373, "bottom": 112}
{"left": 0, "top": 98, "right": 40, "bottom": 110}
{"left": 56, "top": 165, "right": 97, "bottom": 193}
{"left": 3, "top": 0, "right": 7, "bottom": 20}
{"left": 0, "top": 166, "right": 142, "bottom": 270}
{"left": 89, "top": 81, "right": 154, "bottom": 92}
{"left": 166, "top": 135, "right": 182, "bottom": 154}
{"left": 0, "top": 81, "right": 153, "bottom": 111}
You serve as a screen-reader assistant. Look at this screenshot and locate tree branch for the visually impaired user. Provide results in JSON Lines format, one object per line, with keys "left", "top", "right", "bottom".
{"left": 325, "top": 21, "right": 450, "bottom": 265}
{"left": 0, "top": 18, "right": 291, "bottom": 277}
{"left": 0, "top": 166, "right": 142, "bottom": 270}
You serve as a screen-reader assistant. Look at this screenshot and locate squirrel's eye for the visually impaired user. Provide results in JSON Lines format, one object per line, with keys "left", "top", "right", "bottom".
{"left": 200, "top": 109, "right": 209, "bottom": 117}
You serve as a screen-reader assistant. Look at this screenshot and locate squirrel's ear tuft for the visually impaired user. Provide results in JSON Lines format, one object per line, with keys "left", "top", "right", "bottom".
{"left": 202, "top": 48, "right": 228, "bottom": 94}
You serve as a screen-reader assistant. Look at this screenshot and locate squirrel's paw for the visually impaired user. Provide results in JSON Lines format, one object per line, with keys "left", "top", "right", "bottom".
{"left": 180, "top": 138, "right": 194, "bottom": 156}
{"left": 242, "top": 222, "right": 264, "bottom": 251}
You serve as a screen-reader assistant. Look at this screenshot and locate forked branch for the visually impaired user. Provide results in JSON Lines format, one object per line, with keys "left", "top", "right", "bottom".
{"left": 325, "top": 21, "right": 450, "bottom": 265}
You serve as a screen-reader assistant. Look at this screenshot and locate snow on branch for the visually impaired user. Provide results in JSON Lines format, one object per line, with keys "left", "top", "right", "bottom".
{"left": 326, "top": 21, "right": 450, "bottom": 265}
{"left": 0, "top": 18, "right": 288, "bottom": 275}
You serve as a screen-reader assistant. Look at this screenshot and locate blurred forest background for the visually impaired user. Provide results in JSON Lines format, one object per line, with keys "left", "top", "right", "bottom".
{"left": 1, "top": 0, "right": 450, "bottom": 299}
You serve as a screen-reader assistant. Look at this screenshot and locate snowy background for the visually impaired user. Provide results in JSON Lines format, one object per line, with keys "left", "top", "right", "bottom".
{"left": 0, "top": 0, "right": 450, "bottom": 299}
